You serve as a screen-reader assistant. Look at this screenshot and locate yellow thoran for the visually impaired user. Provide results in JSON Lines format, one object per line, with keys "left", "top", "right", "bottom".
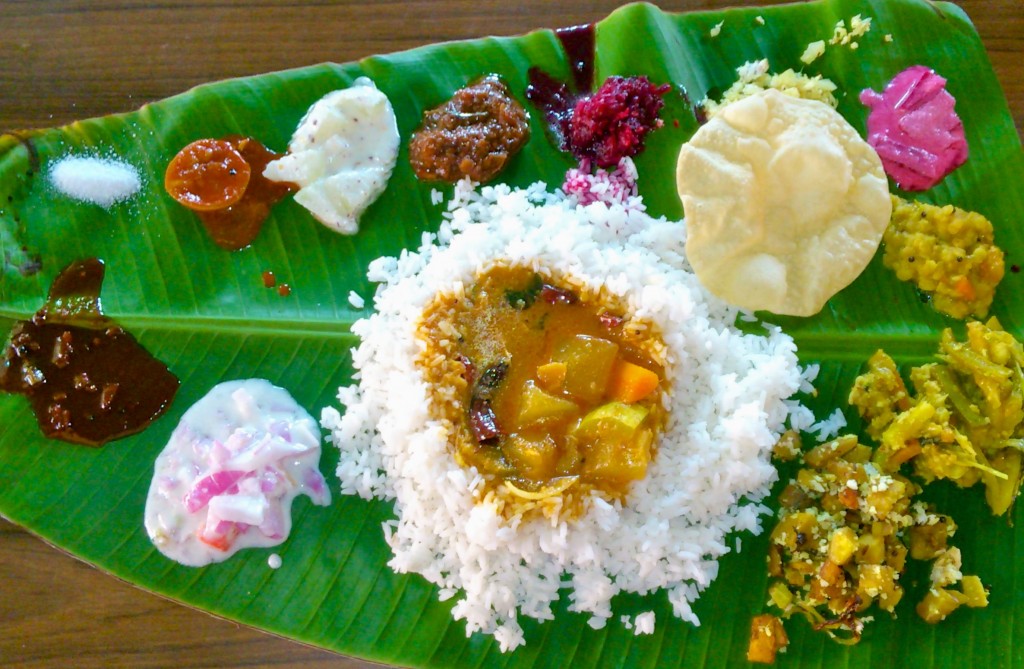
{"left": 849, "top": 319, "right": 1024, "bottom": 516}
{"left": 883, "top": 196, "right": 1004, "bottom": 319}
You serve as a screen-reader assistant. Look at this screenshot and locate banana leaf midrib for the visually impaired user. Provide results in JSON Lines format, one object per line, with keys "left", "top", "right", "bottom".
{"left": 0, "top": 308, "right": 953, "bottom": 362}
{"left": 0, "top": 310, "right": 360, "bottom": 340}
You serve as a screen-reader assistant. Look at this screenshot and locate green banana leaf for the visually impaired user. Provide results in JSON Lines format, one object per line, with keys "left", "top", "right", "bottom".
{"left": 1, "top": 0, "right": 1021, "bottom": 667}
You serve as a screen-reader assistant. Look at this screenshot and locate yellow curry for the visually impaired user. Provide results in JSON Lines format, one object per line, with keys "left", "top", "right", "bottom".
{"left": 417, "top": 265, "right": 666, "bottom": 512}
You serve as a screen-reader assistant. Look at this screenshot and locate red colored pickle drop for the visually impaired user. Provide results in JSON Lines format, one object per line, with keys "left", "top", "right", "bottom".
{"left": 277, "top": 284, "right": 291, "bottom": 297}
{"left": 261, "top": 270, "right": 277, "bottom": 288}
{"left": 0, "top": 259, "right": 180, "bottom": 446}
{"left": 860, "top": 65, "right": 968, "bottom": 191}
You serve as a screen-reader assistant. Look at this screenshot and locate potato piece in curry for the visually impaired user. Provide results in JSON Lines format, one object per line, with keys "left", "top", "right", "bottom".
{"left": 417, "top": 265, "right": 666, "bottom": 515}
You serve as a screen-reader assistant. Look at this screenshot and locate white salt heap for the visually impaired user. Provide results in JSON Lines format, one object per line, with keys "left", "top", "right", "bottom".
{"left": 50, "top": 156, "right": 141, "bottom": 207}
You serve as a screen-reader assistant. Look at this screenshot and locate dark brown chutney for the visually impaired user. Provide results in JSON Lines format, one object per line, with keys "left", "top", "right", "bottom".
{"left": 409, "top": 76, "right": 530, "bottom": 184}
{"left": 165, "top": 136, "right": 295, "bottom": 251}
{"left": 0, "top": 258, "right": 180, "bottom": 446}
{"left": 524, "top": 24, "right": 596, "bottom": 148}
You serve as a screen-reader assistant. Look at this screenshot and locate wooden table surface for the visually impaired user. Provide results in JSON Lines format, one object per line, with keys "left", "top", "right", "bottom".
{"left": 0, "top": 1, "right": 1020, "bottom": 668}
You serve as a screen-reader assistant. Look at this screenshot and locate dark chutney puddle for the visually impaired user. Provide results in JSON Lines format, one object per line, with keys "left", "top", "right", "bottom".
{"left": 0, "top": 258, "right": 180, "bottom": 446}
{"left": 525, "top": 24, "right": 596, "bottom": 149}
{"left": 557, "top": 24, "right": 596, "bottom": 94}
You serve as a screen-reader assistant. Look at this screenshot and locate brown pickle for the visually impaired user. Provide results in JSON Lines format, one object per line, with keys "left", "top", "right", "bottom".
{"left": 0, "top": 259, "right": 179, "bottom": 446}
{"left": 409, "top": 76, "right": 530, "bottom": 184}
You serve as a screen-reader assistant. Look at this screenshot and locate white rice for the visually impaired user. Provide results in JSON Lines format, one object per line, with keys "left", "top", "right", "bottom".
{"left": 347, "top": 290, "right": 365, "bottom": 309}
{"left": 633, "top": 611, "right": 656, "bottom": 635}
{"left": 810, "top": 407, "right": 848, "bottom": 442}
{"left": 321, "top": 179, "right": 805, "bottom": 651}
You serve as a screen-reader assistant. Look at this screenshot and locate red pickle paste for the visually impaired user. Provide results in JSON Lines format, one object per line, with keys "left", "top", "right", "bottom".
{"left": 165, "top": 136, "right": 295, "bottom": 250}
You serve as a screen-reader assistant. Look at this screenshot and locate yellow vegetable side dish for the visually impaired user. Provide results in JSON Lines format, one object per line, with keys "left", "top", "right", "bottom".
{"left": 417, "top": 265, "right": 666, "bottom": 517}
{"left": 850, "top": 318, "right": 1024, "bottom": 515}
{"left": 759, "top": 431, "right": 987, "bottom": 656}
{"left": 883, "top": 196, "right": 1004, "bottom": 319}
{"left": 751, "top": 319, "right": 1024, "bottom": 661}
{"left": 747, "top": 614, "right": 789, "bottom": 664}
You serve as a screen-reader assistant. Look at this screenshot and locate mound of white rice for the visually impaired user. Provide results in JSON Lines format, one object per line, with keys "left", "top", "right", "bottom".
{"left": 321, "top": 180, "right": 805, "bottom": 651}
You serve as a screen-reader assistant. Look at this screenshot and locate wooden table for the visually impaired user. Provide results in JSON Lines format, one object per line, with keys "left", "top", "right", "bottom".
{"left": 1, "top": 1, "right": 1020, "bottom": 667}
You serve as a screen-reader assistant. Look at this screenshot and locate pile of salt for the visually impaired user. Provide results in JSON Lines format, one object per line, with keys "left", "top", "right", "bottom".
{"left": 50, "top": 156, "right": 141, "bottom": 207}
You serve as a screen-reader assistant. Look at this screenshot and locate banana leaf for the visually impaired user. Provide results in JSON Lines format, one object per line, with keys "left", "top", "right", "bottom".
{"left": 1, "top": 1, "right": 1022, "bottom": 667}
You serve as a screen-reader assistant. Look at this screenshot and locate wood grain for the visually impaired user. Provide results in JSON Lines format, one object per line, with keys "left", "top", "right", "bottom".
{"left": 0, "top": 1, "right": 1020, "bottom": 668}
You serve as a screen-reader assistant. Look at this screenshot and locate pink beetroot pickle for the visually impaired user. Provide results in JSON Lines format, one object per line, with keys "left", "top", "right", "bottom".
{"left": 860, "top": 65, "right": 968, "bottom": 191}
{"left": 569, "top": 76, "right": 669, "bottom": 168}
